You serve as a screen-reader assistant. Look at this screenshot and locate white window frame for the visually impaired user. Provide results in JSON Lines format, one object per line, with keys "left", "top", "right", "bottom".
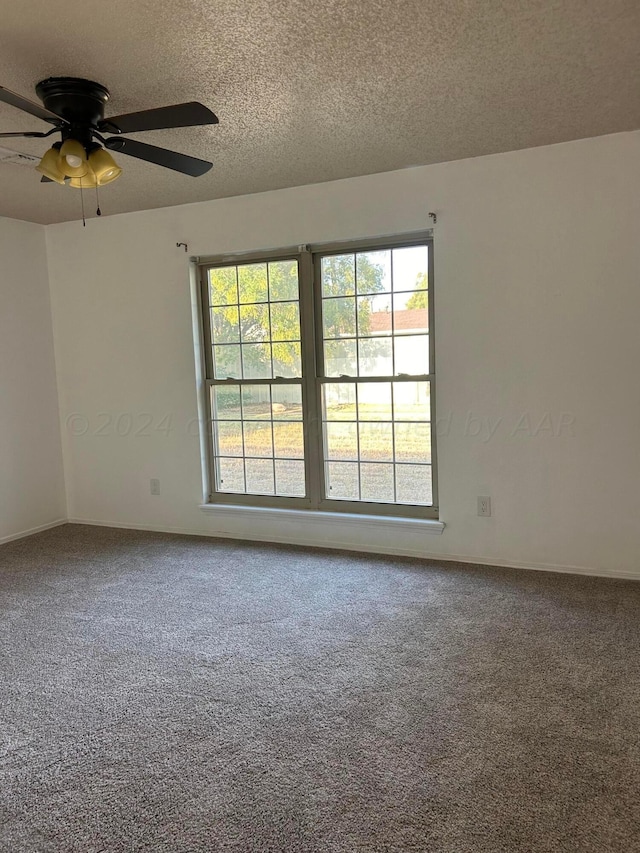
{"left": 197, "top": 231, "right": 437, "bottom": 519}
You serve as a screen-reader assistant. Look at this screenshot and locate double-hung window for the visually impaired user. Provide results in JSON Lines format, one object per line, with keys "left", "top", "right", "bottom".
{"left": 199, "top": 232, "right": 437, "bottom": 518}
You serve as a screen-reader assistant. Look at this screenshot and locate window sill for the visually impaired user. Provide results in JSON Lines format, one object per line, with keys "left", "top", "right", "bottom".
{"left": 198, "top": 503, "right": 445, "bottom": 535}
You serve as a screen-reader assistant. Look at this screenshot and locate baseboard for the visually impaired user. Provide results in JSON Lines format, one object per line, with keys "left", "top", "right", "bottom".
{"left": 434, "top": 552, "right": 639, "bottom": 581}
{"left": 65, "top": 517, "right": 640, "bottom": 581}
{"left": 0, "top": 518, "right": 67, "bottom": 546}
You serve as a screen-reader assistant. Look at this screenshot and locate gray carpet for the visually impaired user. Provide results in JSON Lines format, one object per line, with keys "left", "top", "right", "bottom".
{"left": 1, "top": 525, "right": 639, "bottom": 852}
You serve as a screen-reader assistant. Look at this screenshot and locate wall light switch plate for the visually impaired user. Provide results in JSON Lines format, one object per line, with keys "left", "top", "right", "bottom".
{"left": 477, "top": 496, "right": 491, "bottom": 517}
{"left": 150, "top": 479, "right": 161, "bottom": 496}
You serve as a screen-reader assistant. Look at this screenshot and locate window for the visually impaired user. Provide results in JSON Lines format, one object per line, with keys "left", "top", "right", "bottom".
{"left": 199, "top": 233, "right": 437, "bottom": 518}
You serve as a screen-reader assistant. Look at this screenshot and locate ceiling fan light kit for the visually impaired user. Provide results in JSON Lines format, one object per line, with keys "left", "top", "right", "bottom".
{"left": 57, "top": 138, "right": 90, "bottom": 177}
{"left": 35, "top": 142, "right": 65, "bottom": 183}
{"left": 0, "top": 76, "right": 218, "bottom": 215}
{"left": 88, "top": 148, "right": 122, "bottom": 185}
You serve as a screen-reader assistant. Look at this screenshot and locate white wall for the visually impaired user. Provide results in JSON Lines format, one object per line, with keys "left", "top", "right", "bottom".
{"left": 0, "top": 217, "right": 66, "bottom": 542}
{"left": 46, "top": 130, "right": 640, "bottom": 577}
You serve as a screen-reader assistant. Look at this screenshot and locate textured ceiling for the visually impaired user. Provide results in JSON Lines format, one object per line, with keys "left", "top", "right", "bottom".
{"left": 0, "top": 0, "right": 639, "bottom": 224}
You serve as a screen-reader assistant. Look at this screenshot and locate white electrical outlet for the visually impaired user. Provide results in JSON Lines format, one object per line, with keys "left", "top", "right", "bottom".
{"left": 477, "top": 496, "right": 491, "bottom": 517}
{"left": 150, "top": 479, "right": 161, "bottom": 496}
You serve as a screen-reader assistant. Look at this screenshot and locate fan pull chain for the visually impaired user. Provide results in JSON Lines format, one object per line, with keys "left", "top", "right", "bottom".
{"left": 95, "top": 185, "right": 102, "bottom": 217}
{"left": 80, "top": 185, "right": 86, "bottom": 227}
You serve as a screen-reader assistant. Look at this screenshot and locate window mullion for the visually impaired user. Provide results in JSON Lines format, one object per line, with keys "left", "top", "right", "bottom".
{"left": 354, "top": 382, "right": 362, "bottom": 501}
{"left": 236, "top": 265, "right": 245, "bottom": 381}
{"left": 298, "top": 249, "right": 322, "bottom": 508}
{"left": 268, "top": 384, "right": 277, "bottom": 496}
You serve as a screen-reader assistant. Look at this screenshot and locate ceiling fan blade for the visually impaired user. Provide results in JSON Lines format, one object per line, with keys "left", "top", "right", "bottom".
{"left": 100, "top": 102, "right": 218, "bottom": 135}
{"left": 105, "top": 137, "right": 212, "bottom": 177}
{"left": 0, "top": 85, "right": 65, "bottom": 125}
{"left": 0, "top": 130, "right": 52, "bottom": 138}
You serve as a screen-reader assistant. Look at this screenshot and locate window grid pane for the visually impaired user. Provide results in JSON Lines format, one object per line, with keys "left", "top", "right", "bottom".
{"left": 211, "top": 259, "right": 301, "bottom": 380}
{"left": 321, "top": 247, "right": 430, "bottom": 380}
{"left": 211, "top": 383, "right": 306, "bottom": 498}
{"left": 320, "top": 377, "right": 432, "bottom": 505}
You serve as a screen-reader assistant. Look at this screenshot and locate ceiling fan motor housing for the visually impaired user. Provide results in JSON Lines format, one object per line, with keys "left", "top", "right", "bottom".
{"left": 35, "top": 77, "right": 110, "bottom": 145}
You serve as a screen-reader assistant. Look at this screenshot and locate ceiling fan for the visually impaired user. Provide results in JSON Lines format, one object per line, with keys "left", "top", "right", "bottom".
{"left": 0, "top": 77, "right": 218, "bottom": 189}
